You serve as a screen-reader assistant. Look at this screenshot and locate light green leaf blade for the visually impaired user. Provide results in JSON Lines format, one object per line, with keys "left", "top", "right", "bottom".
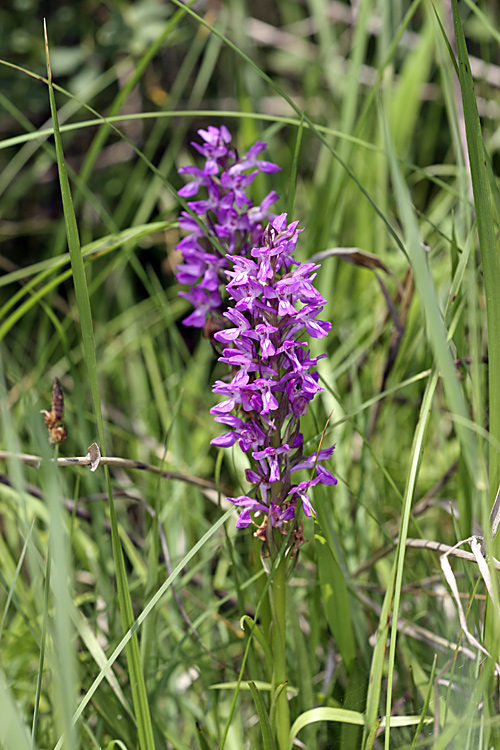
{"left": 315, "top": 534, "right": 356, "bottom": 672}
{"left": 248, "top": 681, "right": 277, "bottom": 750}
{"left": 44, "top": 27, "right": 155, "bottom": 750}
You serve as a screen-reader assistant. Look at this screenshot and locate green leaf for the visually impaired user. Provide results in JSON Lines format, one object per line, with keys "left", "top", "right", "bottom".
{"left": 45, "top": 28, "right": 155, "bottom": 750}
{"left": 248, "top": 681, "right": 277, "bottom": 750}
{"left": 362, "top": 558, "right": 396, "bottom": 749}
{"left": 291, "top": 708, "right": 431, "bottom": 748}
{"left": 315, "top": 534, "right": 356, "bottom": 672}
{"left": 0, "top": 518, "right": 34, "bottom": 644}
{"left": 0, "top": 668, "right": 32, "bottom": 749}
{"left": 195, "top": 722, "right": 212, "bottom": 750}
{"left": 290, "top": 707, "right": 365, "bottom": 749}
{"left": 269, "top": 682, "right": 289, "bottom": 737}
{"left": 411, "top": 654, "right": 437, "bottom": 748}
{"left": 57, "top": 509, "right": 234, "bottom": 746}
{"left": 240, "top": 614, "right": 273, "bottom": 665}
{"left": 91, "top": 683, "right": 136, "bottom": 748}
{"left": 340, "top": 662, "right": 366, "bottom": 750}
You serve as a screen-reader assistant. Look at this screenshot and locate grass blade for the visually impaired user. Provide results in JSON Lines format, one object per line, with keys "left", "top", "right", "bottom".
{"left": 0, "top": 668, "right": 32, "bottom": 750}
{"left": 44, "top": 24, "right": 155, "bottom": 750}
{"left": 450, "top": 0, "right": 500, "bottom": 515}
{"left": 248, "top": 681, "right": 277, "bottom": 750}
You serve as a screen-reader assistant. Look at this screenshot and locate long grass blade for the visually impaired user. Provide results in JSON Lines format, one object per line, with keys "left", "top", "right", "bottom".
{"left": 44, "top": 24, "right": 155, "bottom": 750}
{"left": 450, "top": 0, "right": 500, "bottom": 516}
{"left": 0, "top": 668, "right": 32, "bottom": 750}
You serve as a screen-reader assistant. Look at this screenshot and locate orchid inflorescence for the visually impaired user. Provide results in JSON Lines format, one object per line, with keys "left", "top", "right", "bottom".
{"left": 176, "top": 126, "right": 336, "bottom": 553}
{"left": 175, "top": 125, "right": 280, "bottom": 331}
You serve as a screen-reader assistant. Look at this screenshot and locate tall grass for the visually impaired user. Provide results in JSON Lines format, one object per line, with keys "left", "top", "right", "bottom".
{"left": 1, "top": 0, "right": 500, "bottom": 747}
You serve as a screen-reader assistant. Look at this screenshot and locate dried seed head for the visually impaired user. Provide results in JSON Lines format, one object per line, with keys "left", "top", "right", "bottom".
{"left": 290, "top": 521, "right": 306, "bottom": 559}
{"left": 49, "top": 424, "right": 67, "bottom": 445}
{"left": 51, "top": 377, "right": 64, "bottom": 422}
{"left": 41, "top": 377, "right": 67, "bottom": 443}
{"left": 41, "top": 409, "right": 58, "bottom": 429}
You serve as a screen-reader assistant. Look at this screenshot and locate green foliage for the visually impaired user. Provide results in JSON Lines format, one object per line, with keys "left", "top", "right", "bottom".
{"left": 248, "top": 682, "right": 276, "bottom": 750}
{"left": 315, "top": 534, "right": 356, "bottom": 672}
{"left": 2, "top": 0, "right": 500, "bottom": 747}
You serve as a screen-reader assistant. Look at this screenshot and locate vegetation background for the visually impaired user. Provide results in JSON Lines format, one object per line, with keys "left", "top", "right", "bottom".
{"left": 1, "top": 0, "right": 500, "bottom": 747}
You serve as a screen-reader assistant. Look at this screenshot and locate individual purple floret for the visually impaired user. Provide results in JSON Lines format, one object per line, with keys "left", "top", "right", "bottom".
{"left": 209, "top": 211, "right": 336, "bottom": 552}
{"left": 175, "top": 126, "right": 280, "bottom": 333}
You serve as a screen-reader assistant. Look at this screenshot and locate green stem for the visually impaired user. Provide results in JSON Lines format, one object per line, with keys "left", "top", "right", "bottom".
{"left": 271, "top": 537, "right": 289, "bottom": 750}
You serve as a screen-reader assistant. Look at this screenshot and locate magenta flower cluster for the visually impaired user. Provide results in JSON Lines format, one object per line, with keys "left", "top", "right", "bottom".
{"left": 176, "top": 126, "right": 336, "bottom": 542}
{"left": 175, "top": 125, "right": 280, "bottom": 329}
{"left": 209, "top": 213, "right": 337, "bottom": 532}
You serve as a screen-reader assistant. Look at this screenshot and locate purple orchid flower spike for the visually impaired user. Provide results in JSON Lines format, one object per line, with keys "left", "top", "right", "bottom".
{"left": 209, "top": 208, "right": 336, "bottom": 554}
{"left": 175, "top": 126, "right": 280, "bottom": 333}
{"left": 175, "top": 127, "right": 336, "bottom": 554}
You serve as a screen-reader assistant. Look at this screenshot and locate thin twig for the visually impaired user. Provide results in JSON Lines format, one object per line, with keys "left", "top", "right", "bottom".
{"left": 354, "top": 532, "right": 500, "bottom": 578}
{"left": 0, "top": 447, "right": 230, "bottom": 499}
{"left": 404, "top": 537, "right": 500, "bottom": 571}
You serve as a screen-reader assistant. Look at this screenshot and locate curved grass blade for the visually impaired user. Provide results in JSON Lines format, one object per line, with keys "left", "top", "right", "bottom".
{"left": 44, "top": 25, "right": 155, "bottom": 750}
{"left": 167, "top": 0, "right": 409, "bottom": 260}
{"left": 0, "top": 222, "right": 172, "bottom": 342}
{"left": 240, "top": 615, "right": 273, "bottom": 665}
{"left": 0, "top": 221, "right": 172, "bottom": 292}
{"left": 285, "top": 115, "right": 304, "bottom": 218}
{"left": 291, "top": 707, "right": 432, "bottom": 749}
{"left": 290, "top": 707, "right": 365, "bottom": 749}
{"left": 53, "top": 508, "right": 234, "bottom": 749}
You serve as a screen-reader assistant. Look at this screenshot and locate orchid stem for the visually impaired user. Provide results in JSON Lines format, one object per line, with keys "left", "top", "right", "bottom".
{"left": 271, "top": 538, "right": 289, "bottom": 750}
